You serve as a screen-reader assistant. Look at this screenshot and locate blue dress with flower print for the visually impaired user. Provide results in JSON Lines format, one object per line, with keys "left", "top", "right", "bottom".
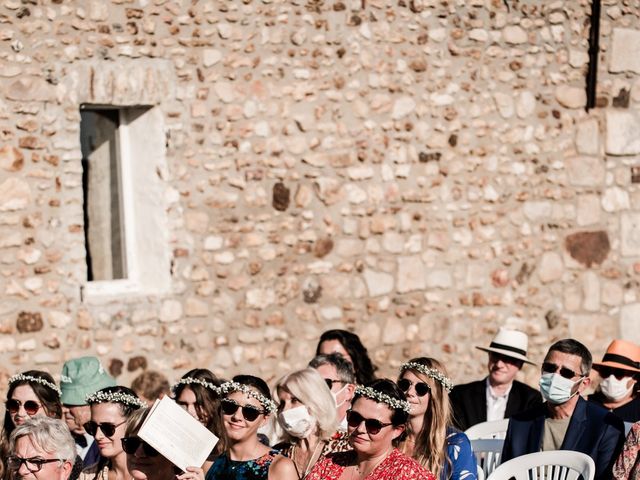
{"left": 442, "top": 428, "right": 477, "bottom": 480}
{"left": 205, "top": 449, "right": 280, "bottom": 480}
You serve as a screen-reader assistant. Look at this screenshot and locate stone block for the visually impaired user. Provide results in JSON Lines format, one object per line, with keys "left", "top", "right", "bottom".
{"left": 620, "top": 303, "right": 640, "bottom": 344}
{"left": 601, "top": 187, "right": 630, "bottom": 212}
{"left": 159, "top": 300, "right": 182, "bottom": 323}
{"left": 0, "top": 178, "right": 31, "bottom": 211}
{"left": 610, "top": 28, "right": 640, "bottom": 74}
{"left": 565, "top": 156, "right": 604, "bottom": 187}
{"left": 538, "top": 251, "right": 563, "bottom": 283}
{"left": 621, "top": 212, "right": 640, "bottom": 256}
{"left": 555, "top": 86, "right": 586, "bottom": 109}
{"left": 397, "top": 256, "right": 426, "bottom": 293}
{"left": 576, "top": 195, "right": 601, "bottom": 226}
{"left": 576, "top": 119, "right": 599, "bottom": 155}
{"left": 426, "top": 269, "right": 453, "bottom": 289}
{"left": 606, "top": 110, "right": 640, "bottom": 156}
{"left": 363, "top": 269, "right": 394, "bottom": 297}
{"left": 565, "top": 231, "right": 610, "bottom": 267}
{"left": 581, "top": 271, "right": 600, "bottom": 312}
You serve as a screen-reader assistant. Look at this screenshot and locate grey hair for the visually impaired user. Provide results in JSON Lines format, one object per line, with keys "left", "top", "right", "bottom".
{"left": 9, "top": 417, "right": 76, "bottom": 462}
{"left": 546, "top": 338, "right": 593, "bottom": 376}
{"left": 308, "top": 353, "right": 356, "bottom": 385}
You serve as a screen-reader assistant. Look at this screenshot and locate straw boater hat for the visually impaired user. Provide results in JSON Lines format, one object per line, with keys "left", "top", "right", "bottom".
{"left": 592, "top": 339, "right": 640, "bottom": 373}
{"left": 476, "top": 328, "right": 535, "bottom": 365}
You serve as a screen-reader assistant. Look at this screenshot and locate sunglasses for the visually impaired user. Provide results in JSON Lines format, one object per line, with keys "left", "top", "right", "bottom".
{"left": 220, "top": 399, "right": 265, "bottom": 422}
{"left": 83, "top": 420, "right": 127, "bottom": 438}
{"left": 397, "top": 378, "right": 430, "bottom": 397}
{"left": 324, "top": 378, "right": 346, "bottom": 390}
{"left": 121, "top": 436, "right": 159, "bottom": 457}
{"left": 7, "top": 456, "right": 60, "bottom": 473}
{"left": 6, "top": 399, "right": 41, "bottom": 416}
{"left": 346, "top": 410, "right": 392, "bottom": 435}
{"left": 541, "top": 362, "right": 582, "bottom": 380}
{"left": 596, "top": 367, "right": 632, "bottom": 380}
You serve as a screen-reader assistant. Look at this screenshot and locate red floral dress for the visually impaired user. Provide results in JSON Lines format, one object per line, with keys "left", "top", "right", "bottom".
{"left": 613, "top": 422, "right": 640, "bottom": 480}
{"left": 306, "top": 448, "right": 435, "bottom": 480}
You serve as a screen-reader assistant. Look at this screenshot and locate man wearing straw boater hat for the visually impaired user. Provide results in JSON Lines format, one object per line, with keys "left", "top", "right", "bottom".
{"left": 588, "top": 339, "right": 640, "bottom": 423}
{"left": 450, "top": 328, "right": 542, "bottom": 431}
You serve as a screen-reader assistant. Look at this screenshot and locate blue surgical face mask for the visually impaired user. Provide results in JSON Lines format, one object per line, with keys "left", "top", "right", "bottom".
{"left": 539, "top": 372, "right": 582, "bottom": 404}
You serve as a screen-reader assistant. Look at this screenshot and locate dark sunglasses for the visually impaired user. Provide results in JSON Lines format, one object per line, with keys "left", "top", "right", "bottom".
{"left": 324, "top": 378, "right": 346, "bottom": 390}
{"left": 83, "top": 420, "right": 127, "bottom": 438}
{"left": 121, "top": 436, "right": 159, "bottom": 457}
{"left": 346, "top": 410, "right": 392, "bottom": 435}
{"left": 397, "top": 378, "right": 430, "bottom": 397}
{"left": 6, "top": 399, "right": 41, "bottom": 416}
{"left": 220, "top": 399, "right": 265, "bottom": 422}
{"left": 596, "top": 367, "right": 632, "bottom": 380}
{"left": 7, "top": 456, "right": 60, "bottom": 473}
{"left": 541, "top": 362, "right": 582, "bottom": 380}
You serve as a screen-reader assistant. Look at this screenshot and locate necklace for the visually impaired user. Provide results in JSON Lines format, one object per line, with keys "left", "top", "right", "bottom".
{"left": 349, "top": 449, "right": 392, "bottom": 480}
{"left": 291, "top": 440, "right": 325, "bottom": 479}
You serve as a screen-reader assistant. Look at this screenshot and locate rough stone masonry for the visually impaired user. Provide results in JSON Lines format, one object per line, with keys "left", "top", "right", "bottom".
{"left": 0, "top": 0, "right": 640, "bottom": 390}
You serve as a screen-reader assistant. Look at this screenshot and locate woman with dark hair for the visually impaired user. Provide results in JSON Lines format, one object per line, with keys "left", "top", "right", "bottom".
{"left": 307, "top": 379, "right": 435, "bottom": 480}
{"left": 316, "top": 330, "right": 377, "bottom": 385}
{"left": 0, "top": 370, "right": 63, "bottom": 479}
{"left": 205, "top": 375, "right": 297, "bottom": 480}
{"left": 79, "top": 386, "right": 145, "bottom": 480}
{"left": 172, "top": 368, "right": 227, "bottom": 466}
{"left": 396, "top": 358, "right": 477, "bottom": 479}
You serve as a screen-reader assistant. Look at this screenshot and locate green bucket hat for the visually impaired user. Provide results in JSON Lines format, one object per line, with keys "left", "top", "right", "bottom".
{"left": 60, "top": 356, "right": 116, "bottom": 406}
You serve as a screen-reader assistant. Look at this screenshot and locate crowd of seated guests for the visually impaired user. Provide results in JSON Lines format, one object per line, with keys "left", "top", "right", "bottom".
{"left": 1, "top": 329, "right": 639, "bottom": 480}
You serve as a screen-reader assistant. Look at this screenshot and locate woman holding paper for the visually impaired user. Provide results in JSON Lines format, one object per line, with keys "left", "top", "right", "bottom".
{"left": 272, "top": 368, "right": 350, "bottom": 479}
{"left": 206, "top": 375, "right": 297, "bottom": 480}
{"left": 123, "top": 408, "right": 205, "bottom": 480}
{"left": 79, "top": 386, "right": 145, "bottom": 480}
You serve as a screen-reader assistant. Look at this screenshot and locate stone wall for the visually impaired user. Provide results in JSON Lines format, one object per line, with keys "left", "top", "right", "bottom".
{"left": 0, "top": 0, "right": 639, "bottom": 390}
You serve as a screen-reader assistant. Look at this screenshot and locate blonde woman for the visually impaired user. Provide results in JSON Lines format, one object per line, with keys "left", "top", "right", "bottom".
{"left": 273, "top": 368, "right": 349, "bottom": 479}
{"left": 396, "top": 358, "right": 477, "bottom": 480}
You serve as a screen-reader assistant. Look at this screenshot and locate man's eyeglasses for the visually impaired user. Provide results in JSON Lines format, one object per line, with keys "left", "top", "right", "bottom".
{"left": 7, "top": 456, "right": 61, "bottom": 473}
{"left": 5, "top": 399, "right": 41, "bottom": 416}
{"left": 220, "top": 399, "right": 265, "bottom": 422}
{"left": 397, "top": 378, "right": 430, "bottom": 397}
{"left": 346, "top": 410, "right": 392, "bottom": 435}
{"left": 121, "top": 436, "right": 160, "bottom": 457}
{"left": 541, "top": 362, "right": 582, "bottom": 380}
{"left": 595, "top": 367, "right": 632, "bottom": 380}
{"left": 83, "top": 420, "right": 127, "bottom": 438}
{"left": 324, "top": 378, "right": 346, "bottom": 390}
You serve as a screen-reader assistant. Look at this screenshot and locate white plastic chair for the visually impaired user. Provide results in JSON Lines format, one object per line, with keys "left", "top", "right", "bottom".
{"left": 625, "top": 421, "right": 633, "bottom": 436}
{"left": 471, "top": 438, "right": 504, "bottom": 479}
{"left": 465, "top": 419, "right": 510, "bottom": 440}
{"left": 476, "top": 464, "right": 485, "bottom": 480}
{"left": 487, "top": 450, "right": 595, "bottom": 480}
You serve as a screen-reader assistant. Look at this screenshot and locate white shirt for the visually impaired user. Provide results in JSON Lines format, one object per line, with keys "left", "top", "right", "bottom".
{"left": 485, "top": 377, "right": 512, "bottom": 422}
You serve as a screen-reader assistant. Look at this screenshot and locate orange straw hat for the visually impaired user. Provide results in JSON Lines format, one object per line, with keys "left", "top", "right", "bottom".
{"left": 592, "top": 339, "right": 640, "bottom": 373}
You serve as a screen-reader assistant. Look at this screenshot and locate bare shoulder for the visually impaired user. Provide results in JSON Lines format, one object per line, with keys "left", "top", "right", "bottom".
{"left": 269, "top": 454, "right": 297, "bottom": 480}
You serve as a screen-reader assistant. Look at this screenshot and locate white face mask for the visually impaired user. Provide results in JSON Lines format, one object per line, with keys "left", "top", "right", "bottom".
{"left": 331, "top": 384, "right": 349, "bottom": 408}
{"left": 600, "top": 375, "right": 633, "bottom": 402}
{"left": 278, "top": 406, "right": 316, "bottom": 439}
{"left": 539, "top": 373, "right": 581, "bottom": 405}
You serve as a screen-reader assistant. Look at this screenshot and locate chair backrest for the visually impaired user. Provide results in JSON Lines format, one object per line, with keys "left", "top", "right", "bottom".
{"left": 476, "top": 464, "right": 485, "bottom": 480}
{"left": 465, "top": 419, "right": 510, "bottom": 440}
{"left": 625, "top": 421, "right": 633, "bottom": 436}
{"left": 487, "top": 450, "right": 596, "bottom": 480}
{"left": 471, "top": 438, "right": 504, "bottom": 479}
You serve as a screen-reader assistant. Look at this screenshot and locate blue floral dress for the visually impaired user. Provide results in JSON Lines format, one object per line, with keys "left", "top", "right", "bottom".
{"left": 442, "top": 428, "right": 477, "bottom": 480}
{"left": 205, "top": 449, "right": 281, "bottom": 480}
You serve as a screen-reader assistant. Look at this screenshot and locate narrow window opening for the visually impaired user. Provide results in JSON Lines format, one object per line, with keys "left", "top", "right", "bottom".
{"left": 586, "top": 0, "right": 601, "bottom": 111}
{"left": 80, "top": 107, "right": 127, "bottom": 281}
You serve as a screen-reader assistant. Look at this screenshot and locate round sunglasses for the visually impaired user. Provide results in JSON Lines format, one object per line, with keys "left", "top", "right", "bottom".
{"left": 6, "top": 399, "right": 42, "bottom": 416}
{"left": 83, "top": 420, "right": 127, "bottom": 438}
{"left": 121, "top": 436, "right": 159, "bottom": 457}
{"left": 397, "top": 378, "right": 430, "bottom": 397}
{"left": 220, "top": 399, "right": 265, "bottom": 422}
{"left": 346, "top": 410, "right": 392, "bottom": 435}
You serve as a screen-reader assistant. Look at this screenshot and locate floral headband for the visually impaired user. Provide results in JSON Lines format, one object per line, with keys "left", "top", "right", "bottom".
{"left": 8, "top": 373, "right": 62, "bottom": 397}
{"left": 171, "top": 377, "right": 221, "bottom": 396}
{"left": 354, "top": 385, "right": 411, "bottom": 413}
{"left": 218, "top": 381, "right": 277, "bottom": 413}
{"left": 85, "top": 390, "right": 146, "bottom": 409}
{"left": 400, "top": 362, "right": 454, "bottom": 393}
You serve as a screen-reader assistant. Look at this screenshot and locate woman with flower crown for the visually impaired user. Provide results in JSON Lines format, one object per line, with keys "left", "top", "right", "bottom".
{"left": 0, "top": 370, "right": 63, "bottom": 480}
{"left": 306, "top": 379, "right": 435, "bottom": 480}
{"left": 173, "top": 368, "right": 227, "bottom": 472}
{"left": 205, "top": 375, "right": 297, "bottom": 480}
{"left": 79, "top": 386, "right": 146, "bottom": 480}
{"left": 396, "top": 358, "right": 477, "bottom": 480}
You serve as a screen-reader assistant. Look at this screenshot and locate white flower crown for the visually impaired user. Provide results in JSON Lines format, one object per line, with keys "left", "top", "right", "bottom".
{"left": 85, "top": 390, "right": 146, "bottom": 409}
{"left": 218, "top": 381, "right": 276, "bottom": 413}
{"left": 9, "top": 373, "right": 62, "bottom": 397}
{"left": 171, "top": 377, "right": 221, "bottom": 395}
{"left": 400, "top": 362, "right": 454, "bottom": 393}
{"left": 355, "top": 385, "right": 411, "bottom": 413}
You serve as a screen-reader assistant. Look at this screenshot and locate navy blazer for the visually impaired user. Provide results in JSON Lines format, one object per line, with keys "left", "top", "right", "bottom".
{"left": 450, "top": 378, "right": 542, "bottom": 431}
{"left": 502, "top": 397, "right": 626, "bottom": 480}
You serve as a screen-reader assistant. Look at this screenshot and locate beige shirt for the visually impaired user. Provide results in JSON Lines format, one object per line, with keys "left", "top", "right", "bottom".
{"left": 542, "top": 416, "right": 571, "bottom": 451}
